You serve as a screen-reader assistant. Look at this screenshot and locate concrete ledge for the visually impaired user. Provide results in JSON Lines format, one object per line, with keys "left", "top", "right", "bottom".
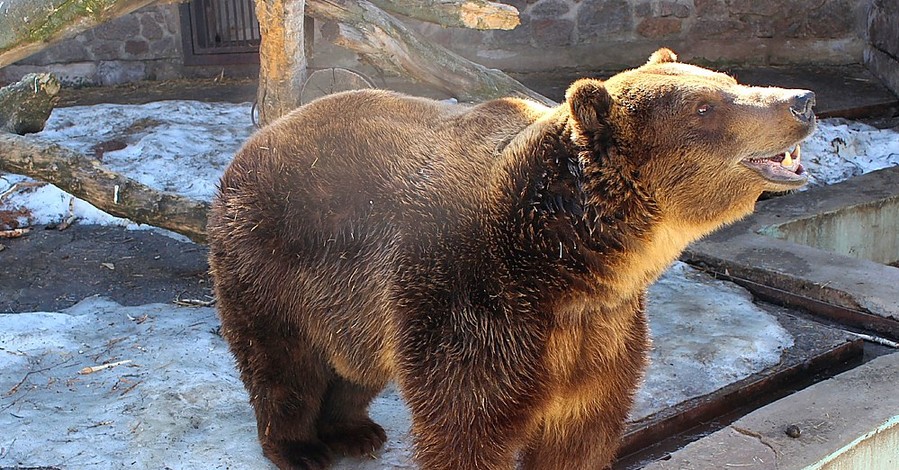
{"left": 643, "top": 352, "right": 899, "bottom": 469}
{"left": 685, "top": 167, "right": 899, "bottom": 339}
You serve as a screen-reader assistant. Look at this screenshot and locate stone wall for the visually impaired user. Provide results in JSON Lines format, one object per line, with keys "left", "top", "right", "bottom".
{"left": 0, "top": 0, "right": 871, "bottom": 86}
{"left": 0, "top": 3, "right": 258, "bottom": 86}
{"left": 408, "top": 0, "right": 868, "bottom": 73}
{"left": 1, "top": 5, "right": 184, "bottom": 86}
{"left": 865, "top": 0, "right": 899, "bottom": 97}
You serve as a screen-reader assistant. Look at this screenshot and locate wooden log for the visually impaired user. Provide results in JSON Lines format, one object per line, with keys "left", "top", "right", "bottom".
{"left": 306, "top": 0, "right": 554, "bottom": 106}
{"left": 0, "top": 73, "right": 61, "bottom": 135}
{"left": 255, "top": 0, "right": 308, "bottom": 125}
{"left": 0, "top": 0, "right": 187, "bottom": 69}
{"left": 0, "top": 133, "right": 208, "bottom": 243}
{"left": 370, "top": 0, "right": 519, "bottom": 30}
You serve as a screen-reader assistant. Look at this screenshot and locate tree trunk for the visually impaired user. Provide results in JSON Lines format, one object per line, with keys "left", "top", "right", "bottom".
{"left": 370, "top": 0, "right": 519, "bottom": 30}
{"left": 255, "top": 0, "right": 307, "bottom": 125}
{"left": 0, "top": 133, "right": 209, "bottom": 243}
{"left": 0, "top": 73, "right": 60, "bottom": 134}
{"left": 306, "top": 0, "right": 555, "bottom": 106}
{"left": 0, "top": 0, "right": 185, "bottom": 69}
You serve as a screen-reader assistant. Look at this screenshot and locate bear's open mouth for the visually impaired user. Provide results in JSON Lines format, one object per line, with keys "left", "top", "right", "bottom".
{"left": 741, "top": 145, "right": 806, "bottom": 186}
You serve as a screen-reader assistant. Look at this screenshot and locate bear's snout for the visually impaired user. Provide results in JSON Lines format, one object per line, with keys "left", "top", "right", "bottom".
{"left": 789, "top": 91, "right": 816, "bottom": 123}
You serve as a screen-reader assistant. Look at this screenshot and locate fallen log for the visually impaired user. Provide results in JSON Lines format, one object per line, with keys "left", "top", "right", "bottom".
{"left": 306, "top": 0, "right": 555, "bottom": 106}
{"left": 0, "top": 133, "right": 209, "bottom": 243}
{"left": 0, "top": 73, "right": 60, "bottom": 134}
{"left": 370, "top": 0, "right": 519, "bottom": 30}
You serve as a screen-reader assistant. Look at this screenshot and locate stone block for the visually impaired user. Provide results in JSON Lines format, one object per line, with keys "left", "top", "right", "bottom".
{"left": 97, "top": 60, "right": 146, "bottom": 85}
{"left": 865, "top": 46, "right": 899, "bottom": 98}
{"left": 532, "top": 18, "right": 574, "bottom": 46}
{"left": 490, "top": 14, "right": 533, "bottom": 46}
{"left": 93, "top": 14, "right": 141, "bottom": 41}
{"left": 140, "top": 12, "right": 166, "bottom": 41}
{"left": 638, "top": 17, "right": 682, "bottom": 38}
{"left": 869, "top": 0, "right": 899, "bottom": 57}
{"left": 0, "top": 62, "right": 98, "bottom": 87}
{"left": 577, "top": 0, "right": 633, "bottom": 40}
{"left": 694, "top": 0, "right": 726, "bottom": 17}
{"left": 531, "top": 0, "right": 570, "bottom": 19}
{"left": 690, "top": 18, "right": 747, "bottom": 38}
{"left": 148, "top": 37, "right": 181, "bottom": 59}
{"left": 805, "top": 0, "right": 856, "bottom": 38}
{"left": 635, "top": 1, "right": 653, "bottom": 18}
{"left": 658, "top": 1, "right": 691, "bottom": 18}
{"left": 90, "top": 40, "right": 124, "bottom": 61}
{"left": 124, "top": 40, "right": 151, "bottom": 57}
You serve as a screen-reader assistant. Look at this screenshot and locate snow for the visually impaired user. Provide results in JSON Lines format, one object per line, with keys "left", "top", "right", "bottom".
{"left": 801, "top": 118, "right": 899, "bottom": 187}
{"left": 1, "top": 263, "right": 792, "bottom": 469}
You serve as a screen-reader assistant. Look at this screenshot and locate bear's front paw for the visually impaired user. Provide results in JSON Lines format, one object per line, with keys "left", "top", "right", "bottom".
{"left": 263, "top": 439, "right": 333, "bottom": 470}
{"left": 319, "top": 418, "right": 388, "bottom": 457}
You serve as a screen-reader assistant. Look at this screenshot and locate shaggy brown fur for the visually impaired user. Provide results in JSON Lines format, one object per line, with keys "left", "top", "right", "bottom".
{"left": 207, "top": 49, "right": 816, "bottom": 470}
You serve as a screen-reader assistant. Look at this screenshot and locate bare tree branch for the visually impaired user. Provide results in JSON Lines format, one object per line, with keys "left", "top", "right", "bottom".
{"left": 0, "top": 133, "right": 209, "bottom": 242}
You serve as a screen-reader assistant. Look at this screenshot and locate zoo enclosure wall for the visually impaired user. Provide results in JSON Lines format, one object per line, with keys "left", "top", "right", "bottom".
{"left": 0, "top": 0, "right": 894, "bottom": 98}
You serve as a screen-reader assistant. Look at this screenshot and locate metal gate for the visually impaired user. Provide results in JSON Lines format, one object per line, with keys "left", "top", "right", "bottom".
{"left": 180, "top": 0, "right": 260, "bottom": 65}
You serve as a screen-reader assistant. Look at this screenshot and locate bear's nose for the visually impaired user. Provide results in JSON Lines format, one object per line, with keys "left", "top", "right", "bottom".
{"left": 790, "top": 91, "right": 816, "bottom": 122}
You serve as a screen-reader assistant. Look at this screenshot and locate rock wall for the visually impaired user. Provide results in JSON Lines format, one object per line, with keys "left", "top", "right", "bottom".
{"left": 412, "top": 0, "right": 868, "bottom": 72}
{"left": 0, "top": 0, "right": 871, "bottom": 86}
{"left": 1, "top": 5, "right": 186, "bottom": 86}
{"left": 865, "top": 0, "right": 899, "bottom": 97}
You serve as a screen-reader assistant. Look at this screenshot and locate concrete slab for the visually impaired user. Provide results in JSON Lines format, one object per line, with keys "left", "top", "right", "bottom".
{"left": 643, "top": 351, "right": 899, "bottom": 470}
{"left": 685, "top": 166, "right": 899, "bottom": 339}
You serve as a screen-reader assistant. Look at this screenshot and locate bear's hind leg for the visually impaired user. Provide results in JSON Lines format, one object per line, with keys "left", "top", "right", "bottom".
{"left": 220, "top": 307, "right": 333, "bottom": 470}
{"left": 317, "top": 377, "right": 387, "bottom": 458}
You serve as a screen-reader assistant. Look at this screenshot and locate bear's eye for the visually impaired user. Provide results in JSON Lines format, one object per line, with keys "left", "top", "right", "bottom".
{"left": 697, "top": 104, "right": 713, "bottom": 116}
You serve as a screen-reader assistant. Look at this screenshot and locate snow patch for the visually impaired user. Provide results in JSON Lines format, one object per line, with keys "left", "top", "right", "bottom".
{"left": 1, "top": 263, "right": 792, "bottom": 469}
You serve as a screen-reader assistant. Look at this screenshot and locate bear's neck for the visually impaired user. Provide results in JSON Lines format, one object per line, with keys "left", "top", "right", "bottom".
{"left": 488, "top": 112, "right": 700, "bottom": 307}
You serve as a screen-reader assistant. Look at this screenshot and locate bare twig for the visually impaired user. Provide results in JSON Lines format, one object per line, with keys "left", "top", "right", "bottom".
{"left": 56, "top": 196, "right": 76, "bottom": 231}
{"left": 0, "top": 228, "right": 30, "bottom": 238}
{"left": 848, "top": 331, "right": 899, "bottom": 348}
{"left": 0, "top": 181, "right": 47, "bottom": 203}
{"left": 174, "top": 291, "right": 216, "bottom": 307}
{"left": 78, "top": 359, "right": 133, "bottom": 375}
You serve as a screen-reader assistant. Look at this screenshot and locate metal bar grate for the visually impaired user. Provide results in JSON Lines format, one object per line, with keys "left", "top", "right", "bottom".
{"left": 187, "top": 0, "right": 260, "bottom": 55}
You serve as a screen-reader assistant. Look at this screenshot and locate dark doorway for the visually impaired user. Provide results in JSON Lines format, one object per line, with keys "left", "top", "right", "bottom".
{"left": 180, "top": 0, "right": 260, "bottom": 66}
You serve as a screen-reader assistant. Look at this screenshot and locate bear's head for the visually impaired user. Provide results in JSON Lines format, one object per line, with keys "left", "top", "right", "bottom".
{"left": 565, "top": 48, "right": 815, "bottom": 232}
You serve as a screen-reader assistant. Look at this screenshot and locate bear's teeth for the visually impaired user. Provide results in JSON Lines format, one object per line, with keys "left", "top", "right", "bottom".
{"left": 781, "top": 151, "right": 793, "bottom": 167}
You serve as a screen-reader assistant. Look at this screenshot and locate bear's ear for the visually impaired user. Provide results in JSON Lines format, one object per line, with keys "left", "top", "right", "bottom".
{"left": 565, "top": 78, "right": 612, "bottom": 134}
{"left": 646, "top": 48, "right": 678, "bottom": 65}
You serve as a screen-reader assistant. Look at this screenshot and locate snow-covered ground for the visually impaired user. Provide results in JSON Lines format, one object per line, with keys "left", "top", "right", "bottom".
{"left": 1, "top": 263, "right": 792, "bottom": 469}
{"left": 0, "top": 100, "right": 894, "bottom": 468}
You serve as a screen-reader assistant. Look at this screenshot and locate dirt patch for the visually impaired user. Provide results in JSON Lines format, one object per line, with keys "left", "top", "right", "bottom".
{"left": 0, "top": 224, "right": 210, "bottom": 313}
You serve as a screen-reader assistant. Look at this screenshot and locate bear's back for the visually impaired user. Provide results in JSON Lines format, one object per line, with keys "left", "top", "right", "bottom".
{"left": 216, "top": 89, "right": 551, "bottom": 248}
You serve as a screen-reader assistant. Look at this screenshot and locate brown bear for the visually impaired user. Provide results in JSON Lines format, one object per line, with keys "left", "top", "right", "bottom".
{"left": 206, "top": 48, "right": 815, "bottom": 470}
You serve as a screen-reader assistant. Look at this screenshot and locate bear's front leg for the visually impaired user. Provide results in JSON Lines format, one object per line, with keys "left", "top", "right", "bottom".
{"left": 395, "top": 308, "right": 551, "bottom": 470}
{"left": 519, "top": 396, "right": 634, "bottom": 470}
{"left": 519, "top": 310, "right": 650, "bottom": 470}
